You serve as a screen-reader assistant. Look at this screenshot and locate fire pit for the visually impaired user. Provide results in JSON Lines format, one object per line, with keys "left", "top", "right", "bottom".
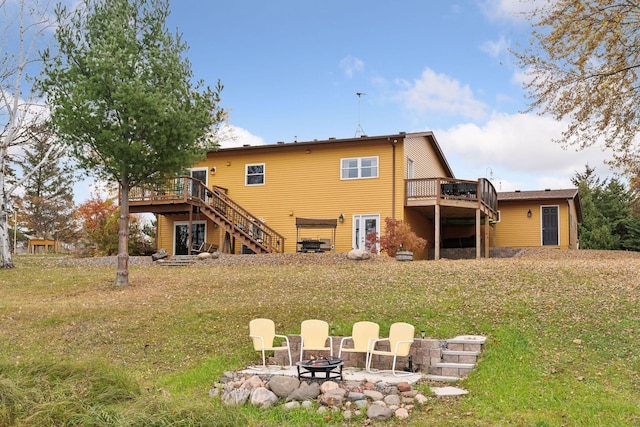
{"left": 296, "top": 356, "right": 343, "bottom": 381}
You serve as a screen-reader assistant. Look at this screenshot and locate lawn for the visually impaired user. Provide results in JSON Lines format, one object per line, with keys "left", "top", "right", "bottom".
{"left": 0, "top": 250, "right": 638, "bottom": 426}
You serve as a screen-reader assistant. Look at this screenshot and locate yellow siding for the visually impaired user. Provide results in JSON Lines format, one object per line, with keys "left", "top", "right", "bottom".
{"left": 404, "top": 134, "right": 449, "bottom": 178}
{"left": 495, "top": 200, "right": 572, "bottom": 248}
{"left": 200, "top": 139, "right": 399, "bottom": 253}
{"left": 157, "top": 215, "right": 173, "bottom": 252}
{"left": 153, "top": 134, "right": 450, "bottom": 255}
{"left": 567, "top": 200, "right": 579, "bottom": 249}
{"left": 157, "top": 214, "right": 222, "bottom": 253}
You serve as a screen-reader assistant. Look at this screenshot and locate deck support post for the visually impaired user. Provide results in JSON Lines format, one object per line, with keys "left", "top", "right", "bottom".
{"left": 484, "top": 216, "right": 490, "bottom": 259}
{"left": 188, "top": 207, "right": 193, "bottom": 255}
{"left": 475, "top": 209, "right": 481, "bottom": 259}
{"left": 434, "top": 204, "right": 441, "bottom": 260}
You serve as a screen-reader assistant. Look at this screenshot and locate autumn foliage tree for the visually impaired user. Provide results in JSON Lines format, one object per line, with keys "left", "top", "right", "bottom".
{"left": 74, "top": 195, "right": 119, "bottom": 255}
{"left": 75, "top": 195, "right": 152, "bottom": 256}
{"left": 513, "top": 1, "right": 640, "bottom": 173}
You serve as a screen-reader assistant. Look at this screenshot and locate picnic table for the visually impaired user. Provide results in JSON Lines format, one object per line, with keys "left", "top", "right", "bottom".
{"left": 298, "top": 239, "right": 324, "bottom": 253}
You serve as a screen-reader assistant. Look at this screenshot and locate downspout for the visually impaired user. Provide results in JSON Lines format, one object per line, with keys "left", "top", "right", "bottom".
{"left": 388, "top": 138, "right": 397, "bottom": 221}
{"left": 567, "top": 199, "right": 572, "bottom": 249}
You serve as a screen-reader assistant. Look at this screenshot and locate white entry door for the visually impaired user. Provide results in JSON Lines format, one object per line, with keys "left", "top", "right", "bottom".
{"left": 353, "top": 214, "right": 380, "bottom": 253}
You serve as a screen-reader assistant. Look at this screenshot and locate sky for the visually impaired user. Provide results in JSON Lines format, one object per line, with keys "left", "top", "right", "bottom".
{"left": 155, "top": 0, "right": 617, "bottom": 194}
{"left": 58, "top": 0, "right": 616, "bottom": 201}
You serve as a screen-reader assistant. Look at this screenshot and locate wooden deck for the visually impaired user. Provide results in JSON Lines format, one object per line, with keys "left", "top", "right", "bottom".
{"left": 129, "top": 177, "right": 285, "bottom": 254}
{"left": 405, "top": 177, "right": 497, "bottom": 218}
{"left": 405, "top": 178, "right": 498, "bottom": 260}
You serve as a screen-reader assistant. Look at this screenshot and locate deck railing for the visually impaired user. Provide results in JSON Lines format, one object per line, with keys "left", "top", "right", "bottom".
{"left": 129, "top": 176, "right": 285, "bottom": 253}
{"left": 405, "top": 178, "right": 497, "bottom": 214}
{"left": 208, "top": 185, "right": 284, "bottom": 253}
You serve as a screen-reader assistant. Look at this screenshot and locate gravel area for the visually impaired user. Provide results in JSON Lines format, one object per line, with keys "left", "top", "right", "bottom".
{"left": 56, "top": 247, "right": 640, "bottom": 267}
{"left": 57, "top": 251, "right": 392, "bottom": 267}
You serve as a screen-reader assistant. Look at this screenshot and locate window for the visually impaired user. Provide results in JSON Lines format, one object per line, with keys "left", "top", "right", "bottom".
{"left": 246, "top": 163, "right": 265, "bottom": 186}
{"left": 341, "top": 156, "right": 378, "bottom": 179}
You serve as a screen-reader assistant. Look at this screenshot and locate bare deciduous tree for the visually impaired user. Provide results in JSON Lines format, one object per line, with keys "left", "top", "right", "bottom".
{"left": 1, "top": 0, "right": 61, "bottom": 268}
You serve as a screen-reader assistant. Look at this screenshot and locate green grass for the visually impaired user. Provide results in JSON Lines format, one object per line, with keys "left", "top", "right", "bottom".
{"left": 0, "top": 251, "right": 639, "bottom": 426}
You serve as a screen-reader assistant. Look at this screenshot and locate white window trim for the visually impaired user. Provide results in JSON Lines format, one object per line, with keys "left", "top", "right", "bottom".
{"left": 189, "top": 167, "right": 208, "bottom": 186}
{"left": 340, "top": 156, "right": 379, "bottom": 180}
{"left": 352, "top": 213, "right": 380, "bottom": 254}
{"left": 173, "top": 221, "right": 207, "bottom": 255}
{"left": 245, "top": 163, "right": 265, "bottom": 186}
{"left": 496, "top": 210, "right": 501, "bottom": 223}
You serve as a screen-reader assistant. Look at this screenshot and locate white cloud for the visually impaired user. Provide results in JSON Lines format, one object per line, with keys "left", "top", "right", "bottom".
{"left": 217, "top": 125, "right": 266, "bottom": 148}
{"left": 339, "top": 55, "right": 364, "bottom": 78}
{"left": 397, "top": 67, "right": 488, "bottom": 120}
{"left": 510, "top": 68, "right": 531, "bottom": 87}
{"left": 480, "top": 35, "right": 511, "bottom": 58}
{"left": 479, "top": 0, "right": 542, "bottom": 22}
{"left": 435, "top": 112, "right": 617, "bottom": 191}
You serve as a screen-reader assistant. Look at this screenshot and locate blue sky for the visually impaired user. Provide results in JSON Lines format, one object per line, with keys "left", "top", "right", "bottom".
{"left": 159, "top": 0, "right": 617, "bottom": 193}
{"left": 61, "top": 0, "right": 615, "bottom": 201}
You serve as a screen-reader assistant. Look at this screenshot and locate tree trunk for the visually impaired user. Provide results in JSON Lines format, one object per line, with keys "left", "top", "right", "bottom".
{"left": 115, "top": 180, "right": 130, "bottom": 286}
{"left": 0, "top": 191, "right": 14, "bottom": 269}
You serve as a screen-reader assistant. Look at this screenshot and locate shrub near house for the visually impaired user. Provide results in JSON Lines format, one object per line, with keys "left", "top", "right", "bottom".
{"left": 374, "top": 217, "right": 427, "bottom": 257}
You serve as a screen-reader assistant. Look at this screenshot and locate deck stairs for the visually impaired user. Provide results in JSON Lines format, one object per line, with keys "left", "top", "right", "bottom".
{"left": 157, "top": 255, "right": 198, "bottom": 267}
{"left": 196, "top": 186, "right": 284, "bottom": 254}
{"left": 129, "top": 178, "right": 285, "bottom": 255}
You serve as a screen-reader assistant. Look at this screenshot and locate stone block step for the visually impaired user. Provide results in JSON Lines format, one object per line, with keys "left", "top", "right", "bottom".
{"left": 433, "top": 362, "right": 476, "bottom": 378}
{"left": 446, "top": 335, "right": 486, "bottom": 353}
{"left": 158, "top": 256, "right": 198, "bottom": 266}
{"left": 436, "top": 362, "right": 476, "bottom": 369}
{"left": 442, "top": 350, "right": 480, "bottom": 356}
{"left": 446, "top": 335, "right": 487, "bottom": 345}
{"left": 442, "top": 350, "right": 480, "bottom": 364}
{"left": 423, "top": 374, "right": 462, "bottom": 382}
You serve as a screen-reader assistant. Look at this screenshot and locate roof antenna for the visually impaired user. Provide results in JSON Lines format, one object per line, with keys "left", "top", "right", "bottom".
{"left": 355, "top": 92, "right": 366, "bottom": 137}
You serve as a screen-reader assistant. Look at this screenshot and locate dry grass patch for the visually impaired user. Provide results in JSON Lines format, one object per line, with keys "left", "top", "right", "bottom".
{"left": 0, "top": 250, "right": 639, "bottom": 426}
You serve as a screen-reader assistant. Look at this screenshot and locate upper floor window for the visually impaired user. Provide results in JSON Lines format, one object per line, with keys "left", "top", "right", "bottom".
{"left": 246, "top": 163, "right": 265, "bottom": 186}
{"left": 341, "top": 156, "right": 378, "bottom": 179}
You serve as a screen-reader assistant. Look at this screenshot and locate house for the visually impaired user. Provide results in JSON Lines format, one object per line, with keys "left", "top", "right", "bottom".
{"left": 129, "top": 132, "right": 499, "bottom": 260}
{"left": 495, "top": 189, "right": 582, "bottom": 249}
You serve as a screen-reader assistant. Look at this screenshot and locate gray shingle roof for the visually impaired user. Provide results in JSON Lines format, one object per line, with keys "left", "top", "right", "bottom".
{"left": 497, "top": 189, "right": 579, "bottom": 201}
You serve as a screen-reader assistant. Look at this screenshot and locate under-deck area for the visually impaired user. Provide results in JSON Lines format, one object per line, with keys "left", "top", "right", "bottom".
{"left": 405, "top": 178, "right": 498, "bottom": 260}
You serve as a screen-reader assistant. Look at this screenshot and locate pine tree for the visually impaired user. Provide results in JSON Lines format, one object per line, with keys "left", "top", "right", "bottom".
{"left": 40, "top": 0, "right": 224, "bottom": 285}
{"left": 16, "top": 126, "right": 76, "bottom": 243}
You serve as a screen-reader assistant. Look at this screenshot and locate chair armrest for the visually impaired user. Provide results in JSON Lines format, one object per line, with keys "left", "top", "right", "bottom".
{"left": 393, "top": 339, "right": 415, "bottom": 354}
{"left": 339, "top": 336, "right": 353, "bottom": 348}
{"left": 368, "top": 337, "right": 389, "bottom": 351}
{"left": 274, "top": 334, "right": 290, "bottom": 347}
{"left": 249, "top": 334, "right": 265, "bottom": 349}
